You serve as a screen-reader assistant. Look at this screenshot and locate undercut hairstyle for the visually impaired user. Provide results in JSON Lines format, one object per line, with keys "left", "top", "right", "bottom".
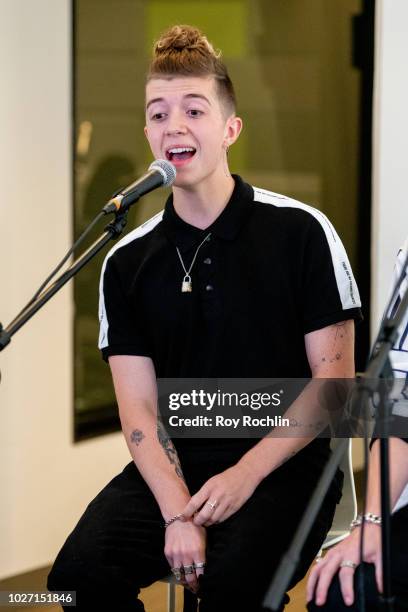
{"left": 147, "top": 25, "right": 237, "bottom": 116}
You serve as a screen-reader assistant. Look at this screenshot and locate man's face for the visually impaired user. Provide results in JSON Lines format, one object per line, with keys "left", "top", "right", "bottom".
{"left": 144, "top": 76, "right": 239, "bottom": 188}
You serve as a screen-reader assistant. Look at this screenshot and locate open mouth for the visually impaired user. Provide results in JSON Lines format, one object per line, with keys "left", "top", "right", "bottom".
{"left": 165, "top": 147, "right": 197, "bottom": 162}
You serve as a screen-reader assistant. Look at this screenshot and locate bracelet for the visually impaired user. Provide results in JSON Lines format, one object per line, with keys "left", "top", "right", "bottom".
{"left": 164, "top": 513, "right": 185, "bottom": 529}
{"left": 350, "top": 512, "right": 382, "bottom": 531}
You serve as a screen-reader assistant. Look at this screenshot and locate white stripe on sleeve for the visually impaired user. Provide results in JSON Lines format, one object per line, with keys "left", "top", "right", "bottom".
{"left": 252, "top": 187, "right": 361, "bottom": 309}
{"left": 98, "top": 211, "right": 163, "bottom": 350}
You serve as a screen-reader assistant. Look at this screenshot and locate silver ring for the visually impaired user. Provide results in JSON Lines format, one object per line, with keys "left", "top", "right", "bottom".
{"left": 171, "top": 567, "right": 183, "bottom": 580}
{"left": 340, "top": 560, "right": 358, "bottom": 570}
{"left": 194, "top": 562, "right": 206, "bottom": 569}
{"left": 207, "top": 500, "right": 218, "bottom": 510}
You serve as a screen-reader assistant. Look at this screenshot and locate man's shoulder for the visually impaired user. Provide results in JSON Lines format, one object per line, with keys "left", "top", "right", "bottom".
{"left": 251, "top": 185, "right": 326, "bottom": 224}
{"left": 102, "top": 210, "right": 164, "bottom": 268}
{"left": 249, "top": 184, "right": 336, "bottom": 242}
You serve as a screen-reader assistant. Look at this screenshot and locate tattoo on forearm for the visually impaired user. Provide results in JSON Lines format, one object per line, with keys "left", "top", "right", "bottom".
{"left": 321, "top": 351, "right": 343, "bottom": 364}
{"left": 157, "top": 419, "right": 185, "bottom": 481}
{"left": 130, "top": 429, "right": 145, "bottom": 446}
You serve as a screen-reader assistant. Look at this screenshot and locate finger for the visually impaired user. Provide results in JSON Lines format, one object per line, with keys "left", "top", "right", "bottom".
{"left": 203, "top": 502, "right": 228, "bottom": 526}
{"left": 375, "top": 557, "right": 383, "bottom": 594}
{"left": 211, "top": 503, "right": 235, "bottom": 524}
{"left": 314, "top": 558, "right": 340, "bottom": 606}
{"left": 182, "top": 489, "right": 208, "bottom": 519}
{"left": 193, "top": 559, "right": 206, "bottom": 579}
{"left": 170, "top": 553, "right": 188, "bottom": 586}
{"left": 184, "top": 573, "right": 198, "bottom": 592}
{"left": 306, "top": 563, "right": 323, "bottom": 602}
{"left": 193, "top": 502, "right": 215, "bottom": 526}
{"left": 193, "top": 498, "right": 220, "bottom": 526}
{"left": 339, "top": 567, "right": 355, "bottom": 606}
{"left": 182, "top": 561, "right": 199, "bottom": 593}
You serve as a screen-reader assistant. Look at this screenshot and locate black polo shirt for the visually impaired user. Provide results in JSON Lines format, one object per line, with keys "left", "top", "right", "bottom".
{"left": 98, "top": 175, "right": 362, "bottom": 477}
{"left": 99, "top": 174, "right": 361, "bottom": 378}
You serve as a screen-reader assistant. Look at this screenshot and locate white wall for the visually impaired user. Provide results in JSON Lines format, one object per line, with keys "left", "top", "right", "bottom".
{"left": 351, "top": 0, "right": 408, "bottom": 473}
{"left": 0, "top": 0, "right": 129, "bottom": 579}
{"left": 371, "top": 0, "right": 408, "bottom": 330}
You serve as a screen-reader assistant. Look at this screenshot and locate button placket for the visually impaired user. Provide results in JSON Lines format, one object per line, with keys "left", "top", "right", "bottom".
{"left": 199, "top": 241, "right": 215, "bottom": 295}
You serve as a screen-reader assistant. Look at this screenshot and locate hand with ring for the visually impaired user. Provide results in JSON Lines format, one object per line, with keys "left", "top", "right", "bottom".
{"left": 181, "top": 463, "right": 259, "bottom": 526}
{"left": 170, "top": 562, "right": 206, "bottom": 588}
{"left": 307, "top": 523, "right": 382, "bottom": 607}
{"left": 171, "top": 566, "right": 183, "bottom": 582}
{"left": 165, "top": 519, "right": 206, "bottom": 593}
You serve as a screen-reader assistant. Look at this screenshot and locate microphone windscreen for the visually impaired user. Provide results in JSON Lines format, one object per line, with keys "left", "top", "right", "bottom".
{"left": 149, "top": 159, "right": 177, "bottom": 187}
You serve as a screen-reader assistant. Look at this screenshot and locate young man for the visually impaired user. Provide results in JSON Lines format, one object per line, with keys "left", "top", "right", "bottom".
{"left": 48, "top": 25, "right": 362, "bottom": 611}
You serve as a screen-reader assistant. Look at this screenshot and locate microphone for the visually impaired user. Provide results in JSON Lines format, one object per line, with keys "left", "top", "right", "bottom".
{"left": 103, "top": 159, "right": 176, "bottom": 214}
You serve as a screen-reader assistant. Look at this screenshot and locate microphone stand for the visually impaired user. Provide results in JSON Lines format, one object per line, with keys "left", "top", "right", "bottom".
{"left": 263, "top": 437, "right": 349, "bottom": 611}
{"left": 353, "top": 248, "right": 408, "bottom": 611}
{"left": 263, "top": 251, "right": 408, "bottom": 612}
{"left": 0, "top": 209, "right": 128, "bottom": 352}
{"left": 355, "top": 320, "right": 407, "bottom": 612}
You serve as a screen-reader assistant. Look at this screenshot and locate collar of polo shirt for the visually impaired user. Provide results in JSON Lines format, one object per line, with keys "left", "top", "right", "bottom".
{"left": 162, "top": 175, "right": 254, "bottom": 253}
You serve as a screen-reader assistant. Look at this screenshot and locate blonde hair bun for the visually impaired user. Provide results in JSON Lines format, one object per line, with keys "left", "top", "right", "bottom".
{"left": 154, "top": 25, "right": 220, "bottom": 58}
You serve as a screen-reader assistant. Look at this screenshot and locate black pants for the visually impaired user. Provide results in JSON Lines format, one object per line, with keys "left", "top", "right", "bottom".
{"left": 48, "top": 444, "right": 341, "bottom": 611}
{"left": 307, "top": 505, "right": 408, "bottom": 612}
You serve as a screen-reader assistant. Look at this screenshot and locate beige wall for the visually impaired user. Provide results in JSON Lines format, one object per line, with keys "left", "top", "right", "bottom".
{"left": 0, "top": 0, "right": 129, "bottom": 579}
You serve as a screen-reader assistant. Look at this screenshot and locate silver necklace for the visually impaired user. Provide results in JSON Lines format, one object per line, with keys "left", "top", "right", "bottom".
{"left": 176, "top": 233, "right": 211, "bottom": 293}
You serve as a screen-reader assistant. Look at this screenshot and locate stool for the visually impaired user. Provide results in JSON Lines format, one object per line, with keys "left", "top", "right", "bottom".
{"left": 160, "top": 574, "right": 199, "bottom": 612}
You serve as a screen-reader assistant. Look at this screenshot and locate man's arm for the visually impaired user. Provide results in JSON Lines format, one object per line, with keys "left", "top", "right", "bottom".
{"left": 110, "top": 354, "right": 207, "bottom": 593}
{"left": 182, "top": 319, "right": 355, "bottom": 525}
{"left": 237, "top": 319, "right": 355, "bottom": 479}
{"left": 109, "top": 354, "right": 191, "bottom": 520}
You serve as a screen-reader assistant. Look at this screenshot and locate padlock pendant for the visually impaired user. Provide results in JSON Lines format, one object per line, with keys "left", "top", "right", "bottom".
{"left": 181, "top": 274, "right": 192, "bottom": 293}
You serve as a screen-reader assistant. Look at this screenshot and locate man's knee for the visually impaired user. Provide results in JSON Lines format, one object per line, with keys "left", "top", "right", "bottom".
{"left": 47, "top": 545, "right": 88, "bottom": 593}
{"left": 47, "top": 553, "right": 144, "bottom": 611}
{"left": 47, "top": 524, "right": 104, "bottom": 593}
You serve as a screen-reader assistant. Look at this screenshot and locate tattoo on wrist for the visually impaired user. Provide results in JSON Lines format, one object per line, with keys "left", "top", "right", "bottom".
{"left": 157, "top": 419, "right": 185, "bottom": 481}
{"left": 130, "top": 429, "right": 145, "bottom": 446}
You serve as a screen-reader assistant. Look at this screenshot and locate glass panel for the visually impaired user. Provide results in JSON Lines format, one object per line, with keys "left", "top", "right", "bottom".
{"left": 73, "top": 0, "right": 363, "bottom": 439}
